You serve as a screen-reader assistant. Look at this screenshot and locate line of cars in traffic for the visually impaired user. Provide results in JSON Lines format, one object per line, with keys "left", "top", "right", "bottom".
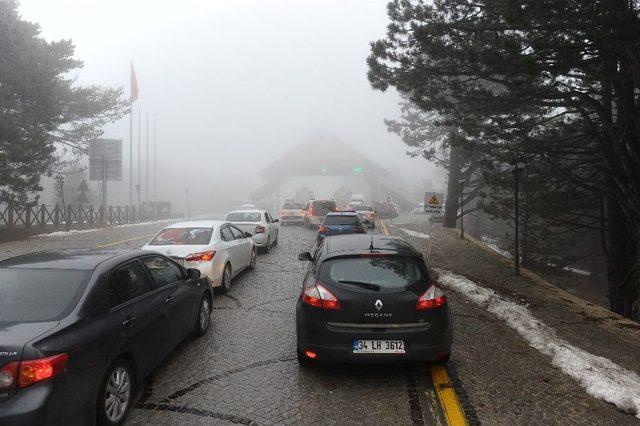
{"left": 0, "top": 204, "right": 452, "bottom": 425}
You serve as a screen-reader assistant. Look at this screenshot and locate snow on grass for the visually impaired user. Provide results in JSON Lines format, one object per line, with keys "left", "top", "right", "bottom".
{"left": 436, "top": 268, "right": 640, "bottom": 418}
{"left": 481, "top": 235, "right": 512, "bottom": 258}
{"left": 398, "top": 228, "right": 431, "bottom": 239}
{"left": 32, "top": 219, "right": 177, "bottom": 239}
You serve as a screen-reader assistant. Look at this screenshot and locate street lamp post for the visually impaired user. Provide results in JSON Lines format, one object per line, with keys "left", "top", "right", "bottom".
{"left": 185, "top": 189, "right": 190, "bottom": 220}
{"left": 513, "top": 159, "right": 525, "bottom": 276}
{"left": 459, "top": 180, "right": 465, "bottom": 239}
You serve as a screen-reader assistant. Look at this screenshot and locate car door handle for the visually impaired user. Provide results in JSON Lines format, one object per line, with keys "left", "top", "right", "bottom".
{"left": 164, "top": 295, "right": 174, "bottom": 304}
{"left": 122, "top": 317, "right": 135, "bottom": 328}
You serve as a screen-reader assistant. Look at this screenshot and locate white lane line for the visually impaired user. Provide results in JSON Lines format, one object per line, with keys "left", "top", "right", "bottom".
{"left": 436, "top": 268, "right": 640, "bottom": 419}
{"left": 31, "top": 219, "right": 176, "bottom": 239}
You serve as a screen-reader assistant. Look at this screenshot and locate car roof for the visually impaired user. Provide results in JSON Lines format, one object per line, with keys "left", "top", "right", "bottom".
{"left": 326, "top": 211, "right": 357, "bottom": 216}
{"left": 228, "top": 210, "right": 265, "bottom": 214}
{"left": 0, "top": 249, "right": 143, "bottom": 271}
{"left": 165, "top": 220, "right": 225, "bottom": 228}
{"left": 322, "top": 234, "right": 420, "bottom": 258}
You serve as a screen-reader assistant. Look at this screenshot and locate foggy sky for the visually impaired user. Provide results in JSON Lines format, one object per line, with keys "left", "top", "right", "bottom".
{"left": 17, "top": 0, "right": 441, "bottom": 211}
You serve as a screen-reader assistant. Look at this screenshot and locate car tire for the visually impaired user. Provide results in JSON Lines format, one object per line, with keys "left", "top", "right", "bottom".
{"left": 273, "top": 232, "right": 278, "bottom": 246}
{"left": 97, "top": 359, "right": 134, "bottom": 426}
{"left": 220, "top": 263, "right": 231, "bottom": 293}
{"left": 264, "top": 237, "right": 270, "bottom": 253}
{"left": 193, "top": 294, "right": 212, "bottom": 337}
{"left": 296, "top": 349, "right": 313, "bottom": 367}
{"left": 248, "top": 248, "right": 257, "bottom": 270}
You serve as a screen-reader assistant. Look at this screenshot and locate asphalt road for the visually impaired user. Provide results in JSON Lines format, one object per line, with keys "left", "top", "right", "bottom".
{"left": 0, "top": 220, "right": 449, "bottom": 425}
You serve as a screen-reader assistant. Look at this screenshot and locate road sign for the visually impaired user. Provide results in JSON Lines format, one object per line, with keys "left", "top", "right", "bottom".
{"left": 89, "top": 139, "right": 122, "bottom": 181}
{"left": 424, "top": 192, "right": 444, "bottom": 214}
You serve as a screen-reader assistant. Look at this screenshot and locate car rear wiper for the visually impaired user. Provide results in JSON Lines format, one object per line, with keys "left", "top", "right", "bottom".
{"left": 338, "top": 280, "right": 381, "bottom": 291}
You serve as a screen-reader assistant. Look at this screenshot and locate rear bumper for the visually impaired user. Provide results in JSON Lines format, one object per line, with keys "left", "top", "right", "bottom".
{"left": 281, "top": 216, "right": 304, "bottom": 223}
{"left": 251, "top": 233, "right": 268, "bottom": 246}
{"left": 297, "top": 302, "right": 452, "bottom": 364}
{"left": 0, "top": 383, "right": 53, "bottom": 426}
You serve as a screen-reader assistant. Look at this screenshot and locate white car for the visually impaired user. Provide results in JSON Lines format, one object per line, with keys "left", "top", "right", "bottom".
{"left": 225, "top": 210, "right": 279, "bottom": 253}
{"left": 142, "top": 220, "right": 256, "bottom": 292}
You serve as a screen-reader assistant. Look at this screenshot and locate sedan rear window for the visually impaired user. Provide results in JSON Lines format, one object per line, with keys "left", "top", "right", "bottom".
{"left": 283, "top": 203, "right": 303, "bottom": 209}
{"left": 320, "top": 257, "right": 425, "bottom": 289}
{"left": 323, "top": 215, "right": 360, "bottom": 226}
{"left": 0, "top": 269, "right": 90, "bottom": 322}
{"left": 149, "top": 227, "right": 213, "bottom": 245}
{"left": 226, "top": 212, "right": 262, "bottom": 222}
{"left": 352, "top": 205, "right": 373, "bottom": 212}
{"left": 312, "top": 201, "right": 336, "bottom": 215}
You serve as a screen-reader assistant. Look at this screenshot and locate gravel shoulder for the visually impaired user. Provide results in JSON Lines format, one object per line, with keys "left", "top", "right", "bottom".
{"left": 387, "top": 217, "right": 640, "bottom": 425}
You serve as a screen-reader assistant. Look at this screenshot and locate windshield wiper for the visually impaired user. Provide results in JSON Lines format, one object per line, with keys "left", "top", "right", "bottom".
{"left": 338, "top": 280, "right": 381, "bottom": 291}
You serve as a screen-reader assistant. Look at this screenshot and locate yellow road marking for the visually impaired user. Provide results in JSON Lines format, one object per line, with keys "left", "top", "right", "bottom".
{"left": 431, "top": 365, "right": 468, "bottom": 426}
{"left": 378, "top": 218, "right": 390, "bottom": 235}
{"left": 380, "top": 218, "right": 467, "bottom": 425}
{"left": 95, "top": 233, "right": 155, "bottom": 249}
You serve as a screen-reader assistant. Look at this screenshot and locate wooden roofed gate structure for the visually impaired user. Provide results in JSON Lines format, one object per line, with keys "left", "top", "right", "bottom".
{"left": 251, "top": 131, "right": 414, "bottom": 211}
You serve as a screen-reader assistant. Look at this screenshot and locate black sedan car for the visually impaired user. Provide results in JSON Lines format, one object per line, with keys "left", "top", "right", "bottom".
{"left": 296, "top": 234, "right": 452, "bottom": 364}
{"left": 0, "top": 250, "right": 213, "bottom": 426}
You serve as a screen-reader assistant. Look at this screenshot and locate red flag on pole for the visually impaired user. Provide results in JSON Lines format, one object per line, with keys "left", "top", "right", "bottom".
{"left": 130, "top": 62, "right": 139, "bottom": 102}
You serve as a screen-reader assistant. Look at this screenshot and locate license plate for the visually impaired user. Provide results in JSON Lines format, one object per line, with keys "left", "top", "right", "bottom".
{"left": 352, "top": 340, "right": 405, "bottom": 354}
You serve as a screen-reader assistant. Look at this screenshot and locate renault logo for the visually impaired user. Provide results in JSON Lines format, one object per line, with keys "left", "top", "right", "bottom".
{"left": 374, "top": 299, "right": 383, "bottom": 311}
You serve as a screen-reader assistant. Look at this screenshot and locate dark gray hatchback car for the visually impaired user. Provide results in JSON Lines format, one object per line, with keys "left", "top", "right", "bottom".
{"left": 296, "top": 234, "right": 452, "bottom": 364}
{"left": 0, "top": 249, "right": 213, "bottom": 426}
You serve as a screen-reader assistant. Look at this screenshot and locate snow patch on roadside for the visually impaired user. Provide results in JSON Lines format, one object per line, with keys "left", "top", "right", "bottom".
{"left": 398, "top": 228, "right": 431, "bottom": 239}
{"left": 481, "top": 236, "right": 512, "bottom": 258}
{"left": 32, "top": 219, "right": 176, "bottom": 239}
{"left": 437, "top": 268, "right": 640, "bottom": 418}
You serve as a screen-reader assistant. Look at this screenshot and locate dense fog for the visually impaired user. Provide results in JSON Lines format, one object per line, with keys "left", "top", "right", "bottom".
{"left": 16, "top": 0, "right": 442, "bottom": 214}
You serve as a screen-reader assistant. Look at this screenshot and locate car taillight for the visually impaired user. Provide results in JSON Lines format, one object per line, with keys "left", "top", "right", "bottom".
{"left": 318, "top": 225, "right": 327, "bottom": 233}
{"left": 1, "top": 353, "right": 68, "bottom": 389}
{"left": 309, "top": 206, "right": 317, "bottom": 216}
{"left": 186, "top": 250, "right": 216, "bottom": 262}
{"left": 0, "top": 362, "right": 17, "bottom": 389}
{"left": 255, "top": 225, "right": 265, "bottom": 234}
{"left": 302, "top": 283, "right": 340, "bottom": 310}
{"left": 417, "top": 285, "right": 447, "bottom": 310}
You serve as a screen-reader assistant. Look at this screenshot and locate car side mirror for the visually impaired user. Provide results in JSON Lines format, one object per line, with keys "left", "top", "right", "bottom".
{"left": 273, "top": 219, "right": 279, "bottom": 223}
{"left": 186, "top": 268, "right": 201, "bottom": 280}
{"left": 244, "top": 232, "right": 253, "bottom": 238}
{"left": 298, "top": 252, "right": 313, "bottom": 262}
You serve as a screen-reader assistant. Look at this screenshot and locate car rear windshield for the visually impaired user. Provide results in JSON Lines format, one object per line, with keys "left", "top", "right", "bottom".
{"left": 283, "top": 203, "right": 303, "bottom": 209}
{"left": 352, "top": 206, "right": 373, "bottom": 212}
{"left": 323, "top": 215, "right": 360, "bottom": 226}
{"left": 320, "top": 257, "right": 425, "bottom": 289}
{"left": 0, "top": 269, "right": 91, "bottom": 322}
{"left": 226, "top": 212, "right": 262, "bottom": 222}
{"left": 149, "top": 227, "right": 213, "bottom": 245}
{"left": 312, "top": 201, "right": 336, "bottom": 214}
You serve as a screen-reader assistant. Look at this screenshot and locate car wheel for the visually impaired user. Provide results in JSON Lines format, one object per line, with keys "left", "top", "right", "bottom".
{"left": 97, "top": 359, "right": 133, "bottom": 426}
{"left": 264, "top": 237, "right": 270, "bottom": 253}
{"left": 248, "top": 248, "right": 257, "bottom": 270}
{"left": 193, "top": 294, "right": 211, "bottom": 337}
{"left": 220, "top": 263, "right": 232, "bottom": 293}
{"left": 273, "top": 232, "right": 278, "bottom": 246}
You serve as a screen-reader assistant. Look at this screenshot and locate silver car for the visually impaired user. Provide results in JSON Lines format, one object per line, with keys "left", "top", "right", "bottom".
{"left": 142, "top": 220, "right": 256, "bottom": 292}
{"left": 225, "top": 210, "right": 279, "bottom": 253}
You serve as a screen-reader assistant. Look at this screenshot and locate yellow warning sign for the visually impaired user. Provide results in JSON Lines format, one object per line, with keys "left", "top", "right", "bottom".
{"left": 428, "top": 194, "right": 440, "bottom": 206}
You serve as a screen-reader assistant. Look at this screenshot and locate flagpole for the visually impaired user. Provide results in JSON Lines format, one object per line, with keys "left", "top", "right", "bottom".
{"left": 153, "top": 114, "right": 157, "bottom": 220}
{"left": 145, "top": 112, "right": 149, "bottom": 205}
{"left": 137, "top": 108, "right": 142, "bottom": 218}
{"left": 129, "top": 101, "right": 133, "bottom": 207}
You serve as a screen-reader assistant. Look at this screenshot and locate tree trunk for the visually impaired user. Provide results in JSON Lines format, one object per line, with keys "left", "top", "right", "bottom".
{"left": 444, "top": 144, "right": 462, "bottom": 228}
{"left": 606, "top": 198, "right": 640, "bottom": 319}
